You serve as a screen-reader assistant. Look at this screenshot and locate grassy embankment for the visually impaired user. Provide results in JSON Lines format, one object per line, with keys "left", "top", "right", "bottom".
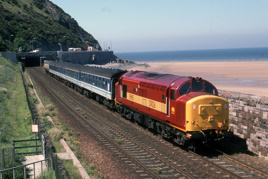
{"left": 0, "top": 57, "right": 34, "bottom": 177}
{"left": 0, "top": 57, "right": 100, "bottom": 178}
{"left": 24, "top": 67, "right": 101, "bottom": 178}
{"left": 0, "top": 57, "right": 32, "bottom": 149}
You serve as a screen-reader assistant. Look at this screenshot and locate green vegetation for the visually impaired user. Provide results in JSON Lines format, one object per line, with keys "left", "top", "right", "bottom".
{"left": 0, "top": 57, "right": 32, "bottom": 146}
{"left": 1, "top": 153, "right": 30, "bottom": 179}
{"left": 60, "top": 160, "right": 82, "bottom": 179}
{"left": 155, "top": 167, "right": 163, "bottom": 174}
{"left": 24, "top": 68, "right": 101, "bottom": 178}
{"left": 0, "top": 57, "right": 32, "bottom": 176}
{"left": 0, "top": 0, "right": 100, "bottom": 52}
{"left": 37, "top": 169, "right": 56, "bottom": 179}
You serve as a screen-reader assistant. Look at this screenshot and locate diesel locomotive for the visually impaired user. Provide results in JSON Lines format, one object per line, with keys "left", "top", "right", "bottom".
{"left": 44, "top": 61, "right": 233, "bottom": 149}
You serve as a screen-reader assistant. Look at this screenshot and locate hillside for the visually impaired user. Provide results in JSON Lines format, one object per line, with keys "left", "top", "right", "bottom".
{"left": 0, "top": 0, "right": 100, "bottom": 52}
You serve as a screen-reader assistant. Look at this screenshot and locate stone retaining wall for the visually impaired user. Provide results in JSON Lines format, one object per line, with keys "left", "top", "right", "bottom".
{"left": 0, "top": 53, "right": 17, "bottom": 63}
{"left": 219, "top": 90, "right": 268, "bottom": 158}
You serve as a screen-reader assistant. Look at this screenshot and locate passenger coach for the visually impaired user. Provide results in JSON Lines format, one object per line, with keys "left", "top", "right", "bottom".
{"left": 44, "top": 61, "right": 125, "bottom": 108}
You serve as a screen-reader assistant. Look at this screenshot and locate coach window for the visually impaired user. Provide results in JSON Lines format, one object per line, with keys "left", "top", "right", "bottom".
{"left": 81, "top": 73, "right": 84, "bottom": 81}
{"left": 84, "top": 74, "right": 87, "bottom": 82}
{"left": 123, "top": 85, "right": 127, "bottom": 98}
{"left": 171, "top": 89, "right": 176, "bottom": 100}
{"left": 99, "top": 77, "right": 101, "bottom": 87}
{"left": 105, "top": 80, "right": 107, "bottom": 90}
{"left": 94, "top": 76, "right": 96, "bottom": 85}
{"left": 103, "top": 80, "right": 106, "bottom": 89}
{"left": 162, "top": 94, "right": 165, "bottom": 101}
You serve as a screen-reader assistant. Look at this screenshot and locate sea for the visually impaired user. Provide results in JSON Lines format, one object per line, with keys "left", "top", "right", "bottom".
{"left": 115, "top": 47, "right": 268, "bottom": 63}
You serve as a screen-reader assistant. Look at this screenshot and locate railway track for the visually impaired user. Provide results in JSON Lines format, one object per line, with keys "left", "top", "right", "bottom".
{"left": 28, "top": 69, "right": 163, "bottom": 178}
{"left": 213, "top": 148, "right": 268, "bottom": 178}
{"left": 28, "top": 68, "right": 194, "bottom": 178}
{"left": 28, "top": 67, "right": 268, "bottom": 178}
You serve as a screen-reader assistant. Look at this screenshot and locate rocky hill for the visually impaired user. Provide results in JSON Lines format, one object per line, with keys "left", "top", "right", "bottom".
{"left": 0, "top": 0, "right": 100, "bottom": 52}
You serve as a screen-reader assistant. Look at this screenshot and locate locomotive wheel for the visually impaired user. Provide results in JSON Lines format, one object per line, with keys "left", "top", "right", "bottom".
{"left": 187, "top": 142, "right": 197, "bottom": 152}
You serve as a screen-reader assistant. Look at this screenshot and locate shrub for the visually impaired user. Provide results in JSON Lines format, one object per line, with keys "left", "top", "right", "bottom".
{"left": 48, "top": 128, "right": 64, "bottom": 141}
{"left": 0, "top": 152, "right": 30, "bottom": 178}
{"left": 41, "top": 117, "right": 54, "bottom": 129}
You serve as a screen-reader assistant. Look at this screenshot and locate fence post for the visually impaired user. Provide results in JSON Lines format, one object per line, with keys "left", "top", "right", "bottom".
{"left": 33, "top": 163, "right": 35, "bottom": 179}
{"left": 12, "top": 147, "right": 15, "bottom": 163}
{"left": 1, "top": 148, "right": 4, "bottom": 169}
{"left": 24, "top": 166, "right": 26, "bottom": 179}
{"left": 13, "top": 168, "right": 15, "bottom": 179}
{"left": 35, "top": 133, "right": 38, "bottom": 155}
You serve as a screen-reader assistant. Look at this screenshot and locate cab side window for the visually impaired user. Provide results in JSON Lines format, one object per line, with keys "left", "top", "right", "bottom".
{"left": 123, "top": 85, "right": 127, "bottom": 98}
{"left": 171, "top": 89, "right": 176, "bottom": 100}
{"left": 179, "top": 82, "right": 191, "bottom": 96}
{"left": 204, "top": 82, "right": 216, "bottom": 95}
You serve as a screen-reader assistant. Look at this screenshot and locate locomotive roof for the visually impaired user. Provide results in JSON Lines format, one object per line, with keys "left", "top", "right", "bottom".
{"left": 122, "top": 71, "right": 192, "bottom": 87}
{"left": 47, "top": 61, "right": 126, "bottom": 78}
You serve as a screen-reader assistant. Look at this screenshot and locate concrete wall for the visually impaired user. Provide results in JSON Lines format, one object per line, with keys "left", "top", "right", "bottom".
{"left": 0, "top": 53, "right": 18, "bottom": 63}
{"left": 59, "top": 51, "right": 116, "bottom": 65}
{"left": 219, "top": 90, "right": 268, "bottom": 158}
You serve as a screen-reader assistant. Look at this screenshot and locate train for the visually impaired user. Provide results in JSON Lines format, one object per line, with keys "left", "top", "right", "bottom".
{"left": 44, "top": 61, "right": 233, "bottom": 150}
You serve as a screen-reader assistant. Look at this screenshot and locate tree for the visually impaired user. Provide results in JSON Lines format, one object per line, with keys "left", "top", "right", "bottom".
{"left": 0, "top": 36, "right": 7, "bottom": 51}
{"left": 14, "top": 37, "right": 27, "bottom": 52}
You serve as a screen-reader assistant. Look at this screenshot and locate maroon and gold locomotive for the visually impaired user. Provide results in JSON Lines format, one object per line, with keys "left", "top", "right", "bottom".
{"left": 115, "top": 71, "right": 232, "bottom": 147}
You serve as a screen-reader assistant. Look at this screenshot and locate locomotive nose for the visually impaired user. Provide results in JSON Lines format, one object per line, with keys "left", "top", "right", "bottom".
{"left": 185, "top": 95, "right": 229, "bottom": 132}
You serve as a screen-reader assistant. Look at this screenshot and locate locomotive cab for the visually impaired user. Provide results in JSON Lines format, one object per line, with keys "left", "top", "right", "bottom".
{"left": 172, "top": 78, "right": 232, "bottom": 143}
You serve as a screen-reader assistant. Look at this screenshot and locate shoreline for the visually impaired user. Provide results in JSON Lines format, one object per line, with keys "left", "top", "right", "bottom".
{"left": 130, "top": 61, "right": 268, "bottom": 97}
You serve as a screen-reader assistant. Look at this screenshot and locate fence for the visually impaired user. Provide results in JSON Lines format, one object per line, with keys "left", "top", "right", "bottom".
{"left": 13, "top": 139, "right": 42, "bottom": 156}
{"left": 0, "top": 139, "right": 65, "bottom": 178}
{"left": 0, "top": 148, "right": 15, "bottom": 169}
{"left": 0, "top": 158, "right": 51, "bottom": 179}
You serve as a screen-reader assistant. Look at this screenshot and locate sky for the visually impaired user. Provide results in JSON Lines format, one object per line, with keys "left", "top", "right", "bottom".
{"left": 50, "top": 0, "right": 268, "bottom": 53}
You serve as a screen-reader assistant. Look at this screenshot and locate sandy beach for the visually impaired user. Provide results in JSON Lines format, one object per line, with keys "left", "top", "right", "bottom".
{"left": 132, "top": 61, "right": 268, "bottom": 97}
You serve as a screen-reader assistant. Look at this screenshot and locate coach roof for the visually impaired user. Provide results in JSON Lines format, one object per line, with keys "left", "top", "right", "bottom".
{"left": 122, "top": 71, "right": 192, "bottom": 87}
{"left": 48, "top": 61, "right": 126, "bottom": 78}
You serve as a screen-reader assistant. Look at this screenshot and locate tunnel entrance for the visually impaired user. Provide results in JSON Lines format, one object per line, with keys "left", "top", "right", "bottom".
{"left": 19, "top": 56, "right": 44, "bottom": 67}
{"left": 17, "top": 51, "right": 57, "bottom": 67}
